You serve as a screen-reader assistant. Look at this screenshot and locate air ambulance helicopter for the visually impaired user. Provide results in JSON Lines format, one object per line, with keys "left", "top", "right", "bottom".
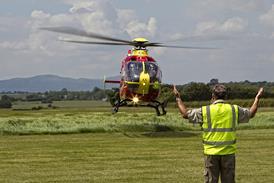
{"left": 41, "top": 27, "right": 214, "bottom": 115}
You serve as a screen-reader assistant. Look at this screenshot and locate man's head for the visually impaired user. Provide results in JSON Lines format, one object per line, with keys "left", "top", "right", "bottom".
{"left": 212, "top": 84, "right": 227, "bottom": 100}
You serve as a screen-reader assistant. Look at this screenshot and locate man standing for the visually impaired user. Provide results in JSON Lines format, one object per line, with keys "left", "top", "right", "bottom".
{"left": 173, "top": 84, "right": 263, "bottom": 183}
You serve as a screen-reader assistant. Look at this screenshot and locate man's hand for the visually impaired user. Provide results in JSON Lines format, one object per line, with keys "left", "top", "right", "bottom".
{"left": 250, "top": 87, "right": 263, "bottom": 118}
{"left": 256, "top": 87, "right": 264, "bottom": 100}
{"left": 173, "top": 85, "right": 180, "bottom": 98}
{"left": 173, "top": 85, "right": 188, "bottom": 119}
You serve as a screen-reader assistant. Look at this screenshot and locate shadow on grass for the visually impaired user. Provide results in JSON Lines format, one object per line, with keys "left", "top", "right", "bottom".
{"left": 142, "top": 131, "right": 200, "bottom": 138}
{"left": 123, "top": 131, "right": 200, "bottom": 138}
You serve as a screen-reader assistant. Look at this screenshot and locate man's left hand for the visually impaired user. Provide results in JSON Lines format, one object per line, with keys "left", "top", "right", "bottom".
{"left": 256, "top": 87, "right": 264, "bottom": 100}
{"left": 173, "top": 85, "right": 180, "bottom": 98}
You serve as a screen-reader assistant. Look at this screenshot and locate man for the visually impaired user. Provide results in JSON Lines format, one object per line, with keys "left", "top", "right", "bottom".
{"left": 173, "top": 84, "right": 263, "bottom": 183}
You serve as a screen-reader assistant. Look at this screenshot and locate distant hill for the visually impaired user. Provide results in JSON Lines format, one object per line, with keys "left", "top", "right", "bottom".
{"left": 0, "top": 75, "right": 105, "bottom": 92}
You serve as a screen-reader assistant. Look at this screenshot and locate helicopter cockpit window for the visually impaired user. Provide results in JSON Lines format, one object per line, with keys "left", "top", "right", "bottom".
{"left": 145, "top": 62, "right": 161, "bottom": 82}
{"left": 127, "top": 62, "right": 143, "bottom": 82}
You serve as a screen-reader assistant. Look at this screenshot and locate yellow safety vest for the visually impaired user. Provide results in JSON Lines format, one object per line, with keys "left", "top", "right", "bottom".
{"left": 202, "top": 103, "right": 238, "bottom": 155}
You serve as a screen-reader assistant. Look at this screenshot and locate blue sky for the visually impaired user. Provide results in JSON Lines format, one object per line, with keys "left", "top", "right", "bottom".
{"left": 1, "top": 0, "right": 274, "bottom": 83}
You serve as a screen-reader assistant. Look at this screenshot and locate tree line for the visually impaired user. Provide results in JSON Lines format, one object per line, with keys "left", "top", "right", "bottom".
{"left": 162, "top": 80, "right": 274, "bottom": 102}
{"left": 1, "top": 79, "right": 274, "bottom": 108}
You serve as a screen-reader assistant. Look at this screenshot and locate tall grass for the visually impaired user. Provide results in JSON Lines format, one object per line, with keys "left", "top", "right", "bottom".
{"left": 183, "top": 98, "right": 274, "bottom": 108}
{"left": 238, "top": 112, "right": 274, "bottom": 129}
{"left": 0, "top": 112, "right": 198, "bottom": 135}
{"left": 0, "top": 108, "right": 274, "bottom": 135}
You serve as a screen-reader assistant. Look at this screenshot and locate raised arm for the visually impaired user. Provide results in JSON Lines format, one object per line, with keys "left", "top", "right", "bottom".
{"left": 173, "top": 85, "right": 188, "bottom": 119}
{"left": 250, "top": 87, "right": 264, "bottom": 118}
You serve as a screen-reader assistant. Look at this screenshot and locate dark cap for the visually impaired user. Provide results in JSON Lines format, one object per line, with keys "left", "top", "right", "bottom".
{"left": 212, "top": 84, "right": 227, "bottom": 99}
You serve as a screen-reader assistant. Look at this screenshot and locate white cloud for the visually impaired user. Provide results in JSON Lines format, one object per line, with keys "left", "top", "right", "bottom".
{"left": 0, "top": 9, "right": 79, "bottom": 55}
{"left": 77, "top": 11, "right": 116, "bottom": 35}
{"left": 117, "top": 9, "right": 157, "bottom": 39}
{"left": 259, "top": 4, "right": 274, "bottom": 26}
{"left": 2, "top": 0, "right": 158, "bottom": 56}
{"left": 221, "top": 17, "right": 247, "bottom": 32}
{"left": 49, "top": 14, "right": 78, "bottom": 26}
{"left": 2, "top": 0, "right": 274, "bottom": 82}
{"left": 195, "top": 17, "right": 248, "bottom": 36}
{"left": 147, "top": 17, "right": 157, "bottom": 37}
{"left": 69, "top": 1, "right": 96, "bottom": 13}
{"left": 117, "top": 9, "right": 137, "bottom": 28}
{"left": 124, "top": 17, "right": 157, "bottom": 38}
{"left": 201, "top": 0, "right": 264, "bottom": 12}
{"left": 0, "top": 17, "right": 29, "bottom": 38}
{"left": 0, "top": 41, "right": 26, "bottom": 50}
{"left": 69, "top": 1, "right": 119, "bottom": 35}
{"left": 31, "top": 10, "right": 50, "bottom": 19}
{"left": 0, "top": 0, "right": 160, "bottom": 80}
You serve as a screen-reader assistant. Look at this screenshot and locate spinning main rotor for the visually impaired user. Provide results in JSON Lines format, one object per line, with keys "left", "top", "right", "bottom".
{"left": 41, "top": 26, "right": 216, "bottom": 50}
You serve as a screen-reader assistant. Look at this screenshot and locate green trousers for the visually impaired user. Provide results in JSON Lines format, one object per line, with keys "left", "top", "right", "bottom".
{"left": 204, "top": 154, "right": 235, "bottom": 183}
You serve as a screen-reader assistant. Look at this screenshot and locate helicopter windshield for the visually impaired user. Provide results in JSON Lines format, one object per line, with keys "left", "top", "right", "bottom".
{"left": 126, "top": 62, "right": 162, "bottom": 83}
{"left": 145, "top": 62, "right": 162, "bottom": 82}
{"left": 146, "top": 63, "right": 157, "bottom": 80}
{"left": 127, "top": 62, "right": 143, "bottom": 82}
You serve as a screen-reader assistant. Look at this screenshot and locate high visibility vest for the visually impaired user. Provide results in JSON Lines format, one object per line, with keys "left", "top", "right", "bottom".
{"left": 202, "top": 103, "right": 238, "bottom": 155}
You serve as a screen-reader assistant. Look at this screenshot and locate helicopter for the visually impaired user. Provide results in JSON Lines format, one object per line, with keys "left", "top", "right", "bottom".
{"left": 41, "top": 27, "right": 214, "bottom": 115}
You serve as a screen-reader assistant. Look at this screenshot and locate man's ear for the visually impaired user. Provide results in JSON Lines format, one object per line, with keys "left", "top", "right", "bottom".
{"left": 211, "top": 93, "right": 216, "bottom": 101}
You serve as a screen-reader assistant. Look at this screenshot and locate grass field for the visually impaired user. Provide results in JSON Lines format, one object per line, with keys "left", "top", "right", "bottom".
{"left": 0, "top": 130, "right": 274, "bottom": 182}
{"left": 0, "top": 101, "right": 274, "bottom": 182}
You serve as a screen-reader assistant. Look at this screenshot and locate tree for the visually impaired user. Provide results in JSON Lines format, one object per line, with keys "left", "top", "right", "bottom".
{"left": 0, "top": 95, "right": 12, "bottom": 108}
{"left": 26, "top": 94, "right": 43, "bottom": 101}
{"left": 181, "top": 83, "right": 211, "bottom": 101}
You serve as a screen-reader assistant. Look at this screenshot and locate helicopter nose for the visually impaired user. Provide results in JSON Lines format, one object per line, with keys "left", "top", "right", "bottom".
{"left": 137, "top": 73, "right": 150, "bottom": 95}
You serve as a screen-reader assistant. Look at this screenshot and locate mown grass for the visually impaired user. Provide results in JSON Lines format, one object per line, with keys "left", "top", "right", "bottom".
{"left": 0, "top": 129, "right": 274, "bottom": 183}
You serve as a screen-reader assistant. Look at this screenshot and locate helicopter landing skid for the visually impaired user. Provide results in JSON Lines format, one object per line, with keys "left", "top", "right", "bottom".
{"left": 112, "top": 99, "right": 168, "bottom": 116}
{"left": 148, "top": 100, "right": 167, "bottom": 116}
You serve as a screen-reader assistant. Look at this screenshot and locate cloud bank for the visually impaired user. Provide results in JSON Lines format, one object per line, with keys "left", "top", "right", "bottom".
{"left": 0, "top": 0, "right": 274, "bottom": 83}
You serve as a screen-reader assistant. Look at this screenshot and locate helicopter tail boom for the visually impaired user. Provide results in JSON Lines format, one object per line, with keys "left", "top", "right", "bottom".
{"left": 104, "top": 80, "right": 120, "bottom": 84}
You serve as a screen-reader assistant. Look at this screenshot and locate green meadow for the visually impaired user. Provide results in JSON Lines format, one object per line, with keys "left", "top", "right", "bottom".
{"left": 0, "top": 100, "right": 274, "bottom": 182}
{"left": 0, "top": 130, "right": 274, "bottom": 182}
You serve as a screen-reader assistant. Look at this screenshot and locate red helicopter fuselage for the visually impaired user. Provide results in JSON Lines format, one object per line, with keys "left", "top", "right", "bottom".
{"left": 106, "top": 48, "right": 162, "bottom": 103}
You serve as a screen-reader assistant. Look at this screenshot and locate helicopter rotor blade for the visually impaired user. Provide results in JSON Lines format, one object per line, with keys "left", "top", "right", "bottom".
{"left": 60, "top": 39, "right": 135, "bottom": 46}
{"left": 41, "top": 27, "right": 218, "bottom": 49}
{"left": 146, "top": 43, "right": 219, "bottom": 49}
{"left": 40, "top": 26, "right": 134, "bottom": 44}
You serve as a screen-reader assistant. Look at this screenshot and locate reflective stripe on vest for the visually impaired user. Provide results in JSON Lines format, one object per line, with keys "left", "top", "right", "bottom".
{"left": 203, "top": 139, "right": 236, "bottom": 146}
{"left": 202, "top": 103, "right": 238, "bottom": 155}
